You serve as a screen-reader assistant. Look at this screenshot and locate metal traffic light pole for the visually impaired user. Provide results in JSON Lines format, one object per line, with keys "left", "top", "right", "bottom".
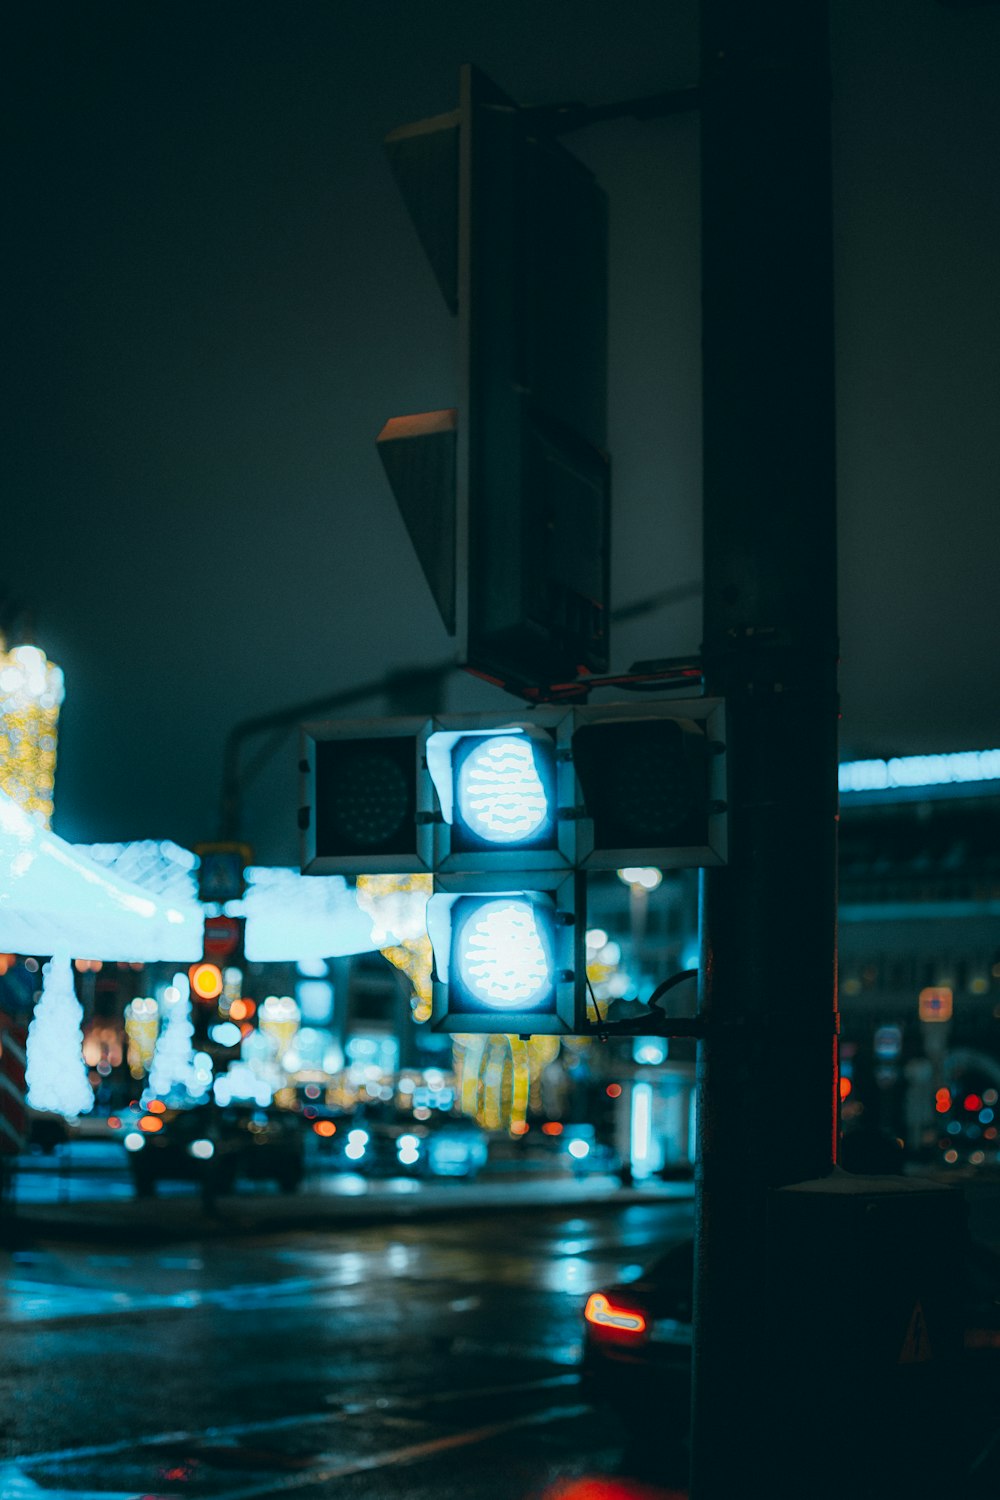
{"left": 691, "top": 3, "right": 839, "bottom": 1496}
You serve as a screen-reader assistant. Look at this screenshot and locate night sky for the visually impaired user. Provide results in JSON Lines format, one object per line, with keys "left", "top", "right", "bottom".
{"left": 7, "top": 0, "right": 1000, "bottom": 864}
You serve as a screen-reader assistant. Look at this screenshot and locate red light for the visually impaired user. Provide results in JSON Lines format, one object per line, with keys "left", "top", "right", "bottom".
{"left": 541, "top": 1122, "right": 564, "bottom": 1136}
{"left": 605, "top": 1084, "right": 622, "bottom": 1099}
{"left": 584, "top": 1292, "right": 646, "bottom": 1335}
{"left": 935, "top": 1088, "right": 951, "bottom": 1114}
{"left": 965, "top": 1094, "right": 983, "bottom": 1113}
{"left": 839, "top": 1076, "right": 852, "bottom": 1101}
{"left": 107, "top": 1116, "right": 121, "bottom": 1130}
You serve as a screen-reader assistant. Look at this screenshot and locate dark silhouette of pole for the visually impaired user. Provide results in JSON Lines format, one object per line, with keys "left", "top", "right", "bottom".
{"left": 691, "top": 3, "right": 839, "bottom": 1496}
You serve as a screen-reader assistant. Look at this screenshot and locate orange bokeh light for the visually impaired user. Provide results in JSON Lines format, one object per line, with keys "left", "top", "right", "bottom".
{"left": 313, "top": 1120, "right": 336, "bottom": 1137}
{"left": 606, "top": 1084, "right": 622, "bottom": 1099}
{"left": 139, "top": 1115, "right": 164, "bottom": 1133}
{"left": 190, "top": 963, "right": 224, "bottom": 1001}
{"left": 541, "top": 1122, "right": 564, "bottom": 1136}
{"left": 510, "top": 1120, "right": 530, "bottom": 1135}
{"left": 839, "top": 1076, "right": 852, "bottom": 1101}
{"left": 935, "top": 1088, "right": 951, "bottom": 1113}
{"left": 146, "top": 1099, "right": 166, "bottom": 1114}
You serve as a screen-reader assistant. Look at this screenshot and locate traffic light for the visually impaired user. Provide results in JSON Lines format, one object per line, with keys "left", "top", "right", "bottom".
{"left": 300, "top": 700, "right": 726, "bottom": 1032}
{"left": 426, "top": 871, "right": 582, "bottom": 1034}
{"left": 299, "top": 716, "right": 435, "bottom": 875}
{"left": 378, "top": 64, "right": 610, "bottom": 693}
{"left": 422, "top": 701, "right": 727, "bottom": 874}
{"left": 424, "top": 708, "right": 577, "bottom": 873}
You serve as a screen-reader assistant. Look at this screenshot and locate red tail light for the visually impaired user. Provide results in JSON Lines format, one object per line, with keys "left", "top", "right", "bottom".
{"left": 584, "top": 1292, "right": 647, "bottom": 1335}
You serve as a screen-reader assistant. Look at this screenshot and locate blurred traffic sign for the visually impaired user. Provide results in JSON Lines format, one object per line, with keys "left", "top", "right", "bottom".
{"left": 203, "top": 915, "right": 244, "bottom": 963}
{"left": 194, "top": 842, "right": 252, "bottom": 904}
{"left": 918, "top": 987, "right": 953, "bottom": 1023}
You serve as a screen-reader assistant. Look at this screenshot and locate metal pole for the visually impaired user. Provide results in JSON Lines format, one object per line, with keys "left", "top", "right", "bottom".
{"left": 691, "top": 3, "right": 839, "bottom": 1496}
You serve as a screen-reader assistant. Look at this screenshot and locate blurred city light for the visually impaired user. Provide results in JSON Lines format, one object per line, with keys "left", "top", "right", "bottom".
{"left": 839, "top": 749, "right": 1000, "bottom": 794}
{"left": 0, "top": 642, "right": 64, "bottom": 827}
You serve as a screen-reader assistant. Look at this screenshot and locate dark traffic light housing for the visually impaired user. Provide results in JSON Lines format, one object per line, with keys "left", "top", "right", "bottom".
{"left": 377, "top": 65, "right": 610, "bottom": 694}
{"left": 300, "top": 716, "right": 435, "bottom": 876}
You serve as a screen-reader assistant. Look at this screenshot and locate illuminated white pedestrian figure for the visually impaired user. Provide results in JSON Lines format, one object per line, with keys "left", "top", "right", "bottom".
{"left": 456, "top": 736, "right": 549, "bottom": 843}
{"left": 458, "top": 898, "right": 552, "bottom": 1008}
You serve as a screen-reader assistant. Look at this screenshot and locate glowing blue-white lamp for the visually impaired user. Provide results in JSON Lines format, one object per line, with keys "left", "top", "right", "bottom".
{"left": 426, "top": 875, "right": 580, "bottom": 1034}
{"left": 452, "top": 897, "right": 554, "bottom": 1010}
{"left": 454, "top": 736, "right": 551, "bottom": 845}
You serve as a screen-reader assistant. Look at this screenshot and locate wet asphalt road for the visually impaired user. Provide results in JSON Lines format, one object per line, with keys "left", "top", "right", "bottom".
{"left": 0, "top": 1201, "right": 693, "bottom": 1500}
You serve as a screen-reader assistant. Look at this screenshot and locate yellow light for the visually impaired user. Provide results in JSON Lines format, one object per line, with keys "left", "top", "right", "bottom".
{"left": 190, "top": 963, "right": 223, "bottom": 1001}
{"left": 356, "top": 873, "right": 434, "bottom": 1023}
{"left": 124, "top": 997, "right": 159, "bottom": 1078}
{"left": 0, "top": 642, "right": 65, "bottom": 827}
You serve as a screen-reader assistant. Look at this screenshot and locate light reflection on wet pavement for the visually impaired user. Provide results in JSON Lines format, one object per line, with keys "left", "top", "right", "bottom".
{"left": 0, "top": 1204, "right": 692, "bottom": 1499}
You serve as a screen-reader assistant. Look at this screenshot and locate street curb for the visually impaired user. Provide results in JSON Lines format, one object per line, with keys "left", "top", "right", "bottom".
{"left": 0, "top": 1180, "right": 694, "bottom": 1247}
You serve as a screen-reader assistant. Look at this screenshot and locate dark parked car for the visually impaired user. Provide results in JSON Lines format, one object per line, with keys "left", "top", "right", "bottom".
{"left": 581, "top": 1236, "right": 693, "bottom": 1433}
{"left": 581, "top": 1229, "right": 1000, "bottom": 1467}
{"left": 123, "top": 1103, "right": 304, "bottom": 1198}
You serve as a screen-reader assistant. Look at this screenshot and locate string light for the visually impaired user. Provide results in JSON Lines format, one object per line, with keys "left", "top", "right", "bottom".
{"left": 0, "top": 643, "right": 64, "bottom": 827}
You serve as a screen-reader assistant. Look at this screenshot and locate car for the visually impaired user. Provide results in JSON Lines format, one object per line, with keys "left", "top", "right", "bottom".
{"left": 306, "top": 1102, "right": 489, "bottom": 1180}
{"left": 25, "top": 1108, "right": 70, "bottom": 1155}
{"left": 581, "top": 1230, "right": 1000, "bottom": 1453}
{"left": 121, "top": 1103, "right": 304, "bottom": 1198}
{"left": 581, "top": 1235, "right": 693, "bottom": 1436}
